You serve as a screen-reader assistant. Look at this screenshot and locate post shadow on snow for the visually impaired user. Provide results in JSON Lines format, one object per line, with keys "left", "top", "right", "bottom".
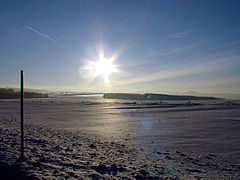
{"left": 0, "top": 157, "right": 157, "bottom": 179}
{"left": 0, "top": 158, "right": 38, "bottom": 180}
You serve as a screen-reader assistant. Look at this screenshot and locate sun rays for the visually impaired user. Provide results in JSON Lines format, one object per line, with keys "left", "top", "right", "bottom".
{"left": 91, "top": 54, "right": 116, "bottom": 83}
{"left": 81, "top": 47, "right": 119, "bottom": 85}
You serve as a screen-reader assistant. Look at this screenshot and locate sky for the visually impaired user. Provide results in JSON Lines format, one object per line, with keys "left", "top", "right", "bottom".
{"left": 0, "top": 0, "right": 240, "bottom": 94}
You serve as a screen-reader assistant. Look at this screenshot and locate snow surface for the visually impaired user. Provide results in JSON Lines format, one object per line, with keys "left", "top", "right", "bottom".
{"left": 0, "top": 97, "right": 240, "bottom": 179}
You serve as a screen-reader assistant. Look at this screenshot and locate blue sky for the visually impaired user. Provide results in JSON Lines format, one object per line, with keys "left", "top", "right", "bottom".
{"left": 0, "top": 0, "right": 240, "bottom": 94}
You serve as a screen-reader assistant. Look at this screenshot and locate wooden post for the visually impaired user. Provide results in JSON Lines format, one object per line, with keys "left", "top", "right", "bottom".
{"left": 20, "top": 70, "right": 26, "bottom": 159}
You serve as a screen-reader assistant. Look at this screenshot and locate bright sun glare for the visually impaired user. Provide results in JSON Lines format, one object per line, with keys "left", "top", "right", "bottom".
{"left": 93, "top": 56, "right": 115, "bottom": 81}
{"left": 84, "top": 52, "right": 117, "bottom": 84}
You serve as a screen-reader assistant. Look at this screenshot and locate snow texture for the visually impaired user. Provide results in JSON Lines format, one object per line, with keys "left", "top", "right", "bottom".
{"left": 0, "top": 98, "right": 240, "bottom": 179}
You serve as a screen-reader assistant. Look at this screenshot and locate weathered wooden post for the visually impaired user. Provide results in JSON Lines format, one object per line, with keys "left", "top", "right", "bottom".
{"left": 20, "top": 70, "right": 26, "bottom": 159}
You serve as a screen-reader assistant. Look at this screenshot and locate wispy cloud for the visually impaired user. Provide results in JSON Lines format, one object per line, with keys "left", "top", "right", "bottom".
{"left": 191, "top": 75, "right": 240, "bottom": 88}
{"left": 194, "top": 40, "right": 240, "bottom": 57}
{"left": 154, "top": 75, "right": 240, "bottom": 94}
{"left": 110, "top": 35, "right": 240, "bottom": 90}
{"left": 109, "top": 60, "right": 224, "bottom": 87}
{"left": 125, "top": 42, "right": 201, "bottom": 68}
{"left": 168, "top": 30, "right": 193, "bottom": 39}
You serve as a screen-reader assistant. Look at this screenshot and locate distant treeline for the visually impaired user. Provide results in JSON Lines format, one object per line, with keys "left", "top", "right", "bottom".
{"left": 61, "top": 93, "right": 103, "bottom": 96}
{"left": 0, "top": 88, "right": 49, "bottom": 99}
{"left": 103, "top": 93, "right": 219, "bottom": 100}
{"left": 104, "top": 93, "right": 140, "bottom": 99}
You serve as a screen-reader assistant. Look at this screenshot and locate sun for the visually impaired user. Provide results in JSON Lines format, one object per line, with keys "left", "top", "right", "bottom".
{"left": 82, "top": 48, "right": 120, "bottom": 84}
{"left": 92, "top": 54, "right": 116, "bottom": 83}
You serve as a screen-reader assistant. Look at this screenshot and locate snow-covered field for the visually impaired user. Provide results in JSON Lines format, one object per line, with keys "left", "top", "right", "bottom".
{"left": 1, "top": 96, "right": 240, "bottom": 179}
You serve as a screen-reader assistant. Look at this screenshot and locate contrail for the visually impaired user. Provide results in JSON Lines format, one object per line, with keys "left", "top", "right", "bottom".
{"left": 25, "top": 25, "right": 74, "bottom": 51}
